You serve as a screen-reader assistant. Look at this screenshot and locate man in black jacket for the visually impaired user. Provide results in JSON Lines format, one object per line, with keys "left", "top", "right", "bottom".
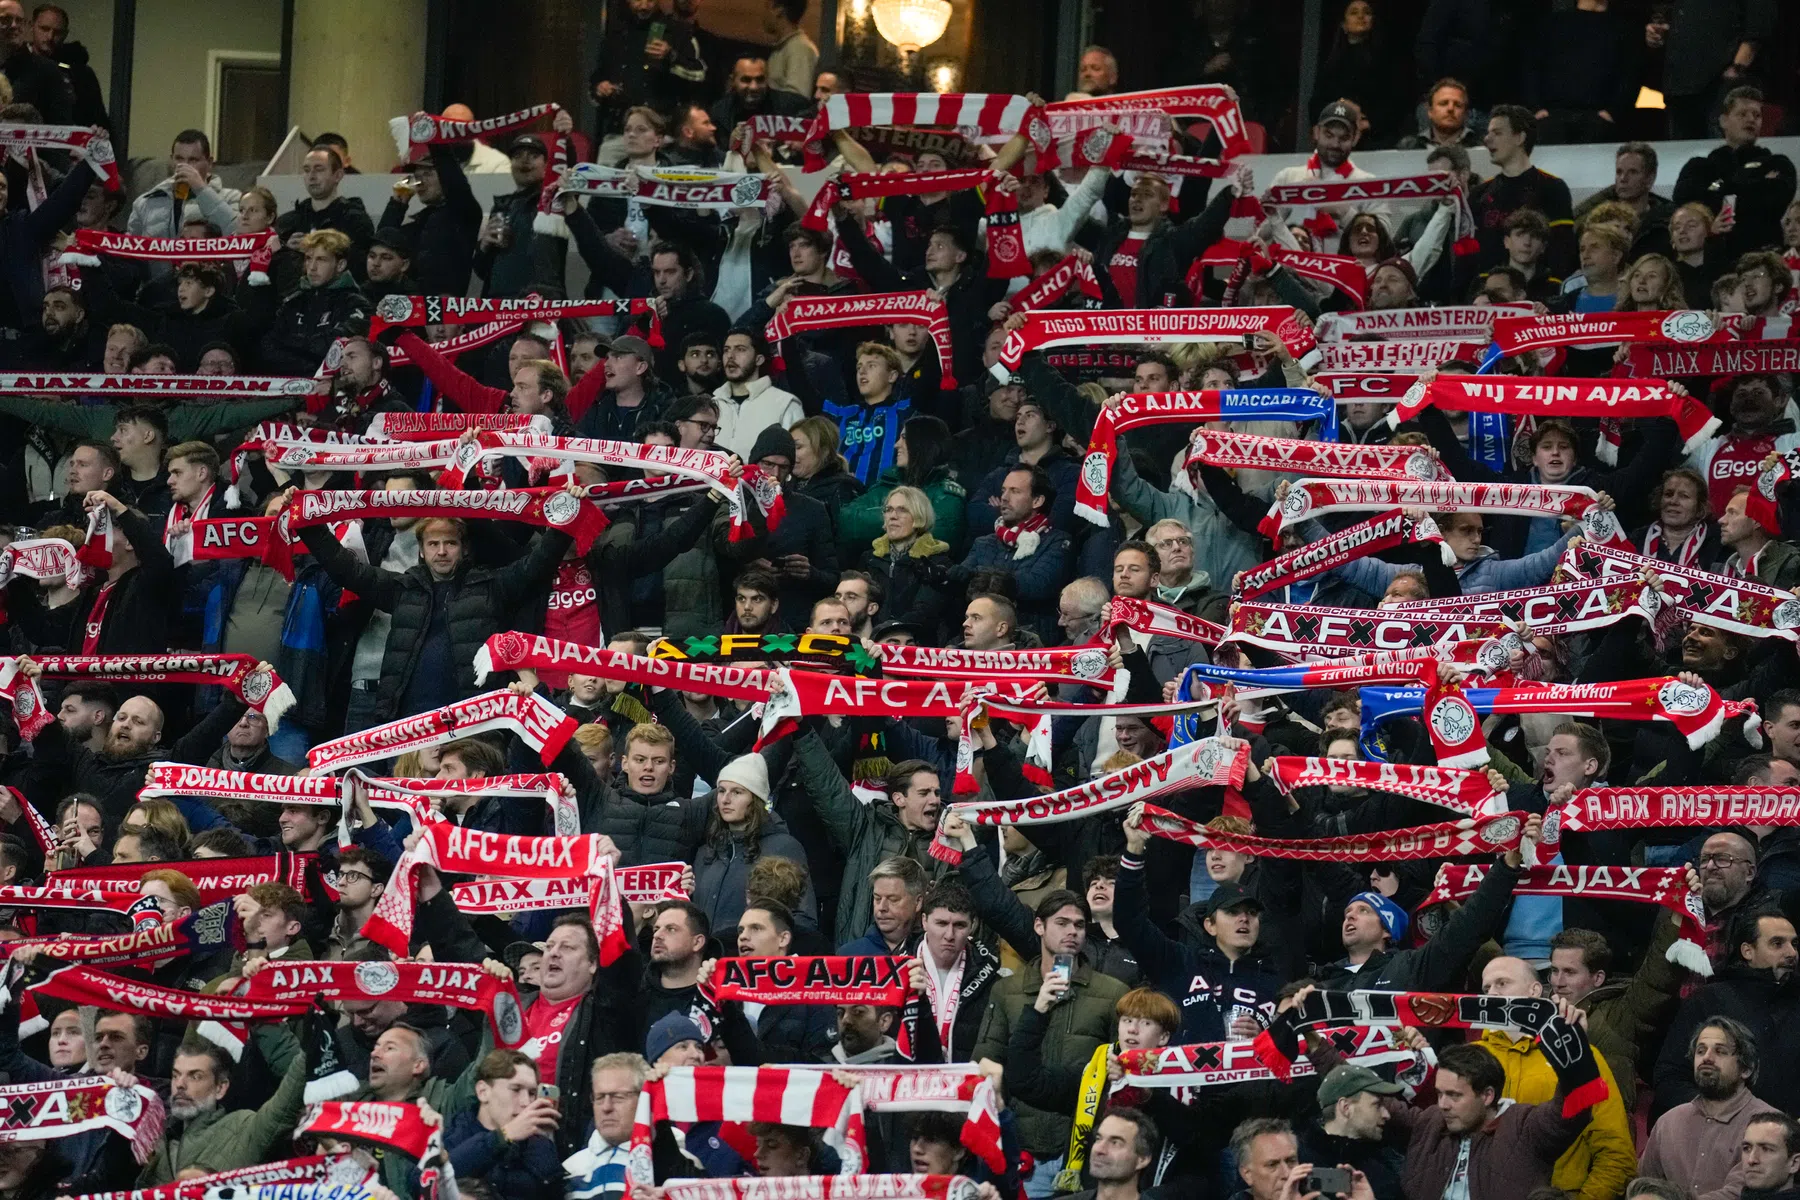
{"left": 1674, "top": 87, "right": 1798, "bottom": 259}
{"left": 834, "top": 216, "right": 1003, "bottom": 389}
{"left": 30, "top": 6, "right": 106, "bottom": 129}
{"left": 273, "top": 147, "right": 376, "bottom": 290}
{"left": 0, "top": 0, "right": 69, "bottom": 125}
{"left": 381, "top": 145, "right": 482, "bottom": 297}
{"left": 1093, "top": 168, "right": 1239, "bottom": 309}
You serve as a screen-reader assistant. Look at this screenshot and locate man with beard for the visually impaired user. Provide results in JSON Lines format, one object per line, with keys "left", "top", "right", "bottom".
{"left": 20, "top": 285, "right": 102, "bottom": 368}
{"left": 16, "top": 655, "right": 265, "bottom": 828}
{"left": 667, "top": 103, "right": 721, "bottom": 167}
{"left": 1641, "top": 1017, "right": 1779, "bottom": 1197}
{"left": 1058, "top": 1110, "right": 1157, "bottom": 1200}
{"left": 711, "top": 330, "right": 801, "bottom": 458}
{"left": 136, "top": 1035, "right": 306, "bottom": 1184}
{"left": 1657, "top": 912, "right": 1800, "bottom": 1118}
{"left": 317, "top": 336, "right": 409, "bottom": 433}
{"left": 675, "top": 332, "right": 724, "bottom": 398}
{"left": 642, "top": 900, "right": 719, "bottom": 1041}
{"left": 834, "top": 571, "right": 881, "bottom": 639}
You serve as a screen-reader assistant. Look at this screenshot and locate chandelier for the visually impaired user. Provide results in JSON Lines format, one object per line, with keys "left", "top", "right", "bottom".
{"left": 870, "top": 0, "right": 952, "bottom": 52}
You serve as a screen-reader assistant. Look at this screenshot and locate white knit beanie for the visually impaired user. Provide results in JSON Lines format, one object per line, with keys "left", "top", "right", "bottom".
{"left": 715, "top": 753, "right": 771, "bottom": 806}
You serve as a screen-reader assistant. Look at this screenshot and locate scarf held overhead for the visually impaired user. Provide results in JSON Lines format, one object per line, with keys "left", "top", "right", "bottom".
{"left": 1392, "top": 374, "right": 1719, "bottom": 455}
{"left": 389, "top": 101, "right": 560, "bottom": 158}
{"left": 307, "top": 688, "right": 577, "bottom": 773}
{"left": 765, "top": 291, "right": 957, "bottom": 388}
{"left": 242, "top": 958, "right": 525, "bottom": 1048}
{"left": 995, "top": 307, "right": 1320, "bottom": 380}
{"left": 10, "top": 654, "right": 293, "bottom": 732}
{"left": 949, "top": 737, "right": 1249, "bottom": 826}
{"left": 708, "top": 957, "right": 913, "bottom": 1005}
{"left": 1555, "top": 541, "right": 1800, "bottom": 641}
{"left": 629, "top": 1067, "right": 866, "bottom": 1184}
{"left": 368, "top": 294, "right": 662, "bottom": 346}
{"left": 1232, "top": 509, "right": 1449, "bottom": 600}
{"left": 1264, "top": 478, "right": 1629, "bottom": 548}
{"left": 473, "top": 633, "right": 781, "bottom": 702}
{"left": 803, "top": 92, "right": 1048, "bottom": 170}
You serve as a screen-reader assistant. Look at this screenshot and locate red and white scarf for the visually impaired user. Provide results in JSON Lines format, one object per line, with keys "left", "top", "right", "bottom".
{"left": 1623, "top": 338, "right": 1800, "bottom": 380}
{"left": 388, "top": 101, "right": 560, "bottom": 158}
{"left": 1264, "top": 478, "right": 1629, "bottom": 548}
{"left": 1383, "top": 575, "right": 1673, "bottom": 644}
{"left": 49, "top": 851, "right": 316, "bottom": 906}
{"left": 1120, "top": 1025, "right": 1420, "bottom": 1089}
{"left": 663, "top": 1177, "right": 978, "bottom": 1200}
{"left": 1047, "top": 85, "right": 1251, "bottom": 158}
{"left": 1749, "top": 446, "right": 1800, "bottom": 534}
{"left": 991, "top": 511, "right": 1050, "bottom": 558}
{"left": 163, "top": 484, "right": 216, "bottom": 566}
{"left": 729, "top": 114, "right": 812, "bottom": 158}
{"left": 1233, "top": 509, "right": 1448, "bottom": 600}
{"left": 5, "top": 653, "right": 293, "bottom": 732}
{"left": 803, "top": 92, "right": 1048, "bottom": 171}
{"left": 452, "top": 864, "right": 688, "bottom": 915}
{"left": 1258, "top": 172, "right": 1476, "bottom": 252}
{"left": 1197, "top": 239, "right": 1369, "bottom": 307}
{"left": 27, "top": 965, "right": 313, "bottom": 1059}
{"left": 475, "top": 633, "right": 780, "bottom": 702}
{"left": 4, "top": 913, "right": 219, "bottom": 972}
{"left": 0, "top": 537, "right": 86, "bottom": 591}
{"left": 307, "top": 688, "right": 577, "bottom": 773}
{"left": 1010, "top": 253, "right": 1104, "bottom": 312}
{"left": 1185, "top": 429, "right": 1447, "bottom": 483}
{"left": 365, "top": 410, "right": 546, "bottom": 441}
{"left": 1226, "top": 601, "right": 1505, "bottom": 658}
{"left": 757, "top": 671, "right": 1043, "bottom": 746}
{"left": 60, "top": 229, "right": 280, "bottom": 286}
{"left": 553, "top": 162, "right": 772, "bottom": 212}
{"left": 241, "top": 957, "right": 525, "bottom": 1049}
{"left": 833, "top": 1064, "right": 1004, "bottom": 1174}
{"left": 765, "top": 291, "right": 957, "bottom": 388}
{"left": 877, "top": 641, "right": 1118, "bottom": 690}
{"left": 1315, "top": 304, "right": 1534, "bottom": 343}
{"left": 629, "top": 1067, "right": 867, "bottom": 1186}
{"left": 1316, "top": 372, "right": 1423, "bottom": 401}
{"left": 1102, "top": 594, "right": 1227, "bottom": 645}
{"left": 1444, "top": 676, "right": 1754, "bottom": 758}
{"left": 359, "top": 772, "right": 581, "bottom": 837}
{"left": 1490, "top": 309, "right": 1781, "bottom": 357}
{"left": 0, "top": 122, "right": 119, "bottom": 189}
{"left": 284, "top": 485, "right": 608, "bottom": 558}
{"left": 1269, "top": 756, "right": 1506, "bottom": 818}
{"left": 1392, "top": 374, "right": 1720, "bottom": 456}
{"left": 1556, "top": 541, "right": 1800, "bottom": 642}
{"left": 368, "top": 294, "right": 662, "bottom": 346}
{"left": 1640, "top": 522, "right": 1709, "bottom": 568}
{"left": 1317, "top": 340, "right": 1490, "bottom": 373}
{"left": 995, "top": 307, "right": 1318, "bottom": 379}
{"left": 1141, "top": 801, "right": 1531, "bottom": 861}
{"left": 707, "top": 956, "right": 912, "bottom": 1006}
{"left": 0, "top": 372, "right": 313, "bottom": 398}
{"left": 0, "top": 1076, "right": 162, "bottom": 1162}
{"left": 300, "top": 1101, "right": 438, "bottom": 1160}
{"left": 949, "top": 737, "right": 1248, "bottom": 827}
{"left": 73, "top": 1156, "right": 367, "bottom": 1200}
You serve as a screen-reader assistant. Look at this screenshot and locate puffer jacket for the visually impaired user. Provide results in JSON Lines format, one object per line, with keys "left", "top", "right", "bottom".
{"left": 295, "top": 523, "right": 570, "bottom": 723}
{"left": 1476, "top": 1029, "right": 1638, "bottom": 1200}
{"left": 693, "top": 813, "right": 817, "bottom": 934}
{"left": 257, "top": 272, "right": 370, "bottom": 376}
{"left": 861, "top": 534, "right": 952, "bottom": 633}
{"left": 789, "top": 467, "right": 865, "bottom": 540}
{"left": 552, "top": 737, "right": 710, "bottom": 866}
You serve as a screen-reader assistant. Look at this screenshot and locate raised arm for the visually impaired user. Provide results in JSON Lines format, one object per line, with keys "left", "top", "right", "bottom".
{"left": 393, "top": 331, "right": 507, "bottom": 415}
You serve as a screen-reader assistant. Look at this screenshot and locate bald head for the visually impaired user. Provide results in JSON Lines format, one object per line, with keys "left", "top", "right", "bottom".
{"left": 1481, "top": 956, "right": 1542, "bottom": 998}
{"left": 441, "top": 103, "right": 475, "bottom": 122}
{"left": 105, "top": 695, "right": 166, "bottom": 759}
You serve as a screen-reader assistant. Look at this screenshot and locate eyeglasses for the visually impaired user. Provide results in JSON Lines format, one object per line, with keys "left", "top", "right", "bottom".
{"left": 336, "top": 870, "right": 376, "bottom": 884}
{"left": 679, "top": 418, "right": 719, "bottom": 433}
{"left": 1152, "top": 536, "right": 1193, "bottom": 549}
{"left": 1698, "top": 853, "right": 1753, "bottom": 868}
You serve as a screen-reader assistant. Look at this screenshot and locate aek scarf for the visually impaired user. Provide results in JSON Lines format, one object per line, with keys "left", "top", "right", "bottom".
{"left": 50, "top": 852, "right": 315, "bottom": 907}
{"left": 1264, "top": 478, "right": 1629, "bottom": 549}
{"left": 708, "top": 956, "right": 912, "bottom": 1005}
{"left": 26, "top": 965, "right": 312, "bottom": 1058}
{"left": 1233, "top": 509, "right": 1449, "bottom": 600}
{"left": 284, "top": 486, "right": 607, "bottom": 557}
{"left": 1072, "top": 388, "right": 1336, "bottom": 524}
{"left": 363, "top": 821, "right": 627, "bottom": 960}
{"left": 803, "top": 92, "right": 1048, "bottom": 171}
{"left": 949, "top": 736, "right": 1249, "bottom": 827}
{"left": 995, "top": 307, "right": 1321, "bottom": 381}
{"left": 1269, "top": 757, "right": 1507, "bottom": 818}
{"left": 1047, "top": 85, "right": 1252, "bottom": 158}
{"left": 307, "top": 689, "right": 576, "bottom": 773}
{"left": 1314, "top": 303, "right": 1535, "bottom": 343}
{"left": 0, "top": 122, "right": 119, "bottom": 189}
{"left": 1010, "top": 253, "right": 1103, "bottom": 315}
{"left": 0, "top": 371, "right": 313, "bottom": 398}
{"left": 663, "top": 1177, "right": 979, "bottom": 1200}
{"left": 1138, "top": 802, "right": 1531, "bottom": 861}
{"left": 243, "top": 958, "right": 525, "bottom": 1048}
{"left": 1392, "top": 374, "right": 1720, "bottom": 456}
{"left": 0, "top": 1076, "right": 163, "bottom": 1162}
{"left": 1197, "top": 239, "right": 1369, "bottom": 307}
{"left": 475, "top": 633, "right": 780, "bottom": 702}
{"left": 1255, "top": 990, "right": 1605, "bottom": 1116}
{"left": 368, "top": 293, "right": 662, "bottom": 347}
{"left": 16, "top": 653, "right": 293, "bottom": 732}
{"left": 451, "top": 864, "right": 688, "bottom": 915}
{"left": 1317, "top": 339, "right": 1490, "bottom": 372}
{"left": 1421, "top": 863, "right": 1709, "bottom": 975}
{"left": 1227, "top": 600, "right": 1504, "bottom": 657}
{"left": 765, "top": 291, "right": 956, "bottom": 387}
{"left": 1120, "top": 1024, "right": 1419, "bottom": 1089}
{"left": 388, "top": 101, "right": 559, "bottom": 159}
{"left": 1185, "top": 430, "right": 1448, "bottom": 484}
{"left": 1102, "top": 594, "right": 1227, "bottom": 645}
{"left": 1555, "top": 541, "right": 1800, "bottom": 641}
{"left": 629, "top": 1066, "right": 867, "bottom": 1184}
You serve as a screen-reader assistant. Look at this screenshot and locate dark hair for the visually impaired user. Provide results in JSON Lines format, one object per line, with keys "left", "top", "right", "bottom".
{"left": 653, "top": 242, "right": 708, "bottom": 295}
{"left": 771, "top": 0, "right": 807, "bottom": 22}
{"left": 114, "top": 404, "right": 169, "bottom": 443}
{"left": 725, "top": 325, "right": 771, "bottom": 365}
{"left": 59, "top": 680, "right": 117, "bottom": 712}
{"left": 679, "top": 329, "right": 722, "bottom": 356}
{"left": 1768, "top": 689, "right": 1800, "bottom": 724}
{"left": 127, "top": 343, "right": 178, "bottom": 371}
{"left": 968, "top": 591, "right": 1017, "bottom": 633}
{"left": 1489, "top": 104, "right": 1537, "bottom": 153}
{"left": 551, "top": 911, "right": 601, "bottom": 962}
{"left": 735, "top": 567, "right": 780, "bottom": 601}
{"left": 305, "top": 145, "right": 345, "bottom": 172}
{"left": 667, "top": 395, "right": 721, "bottom": 427}
{"left": 1136, "top": 350, "right": 1178, "bottom": 377}
{"left": 1083, "top": 854, "right": 1121, "bottom": 883}
{"left": 195, "top": 340, "right": 240, "bottom": 370}
{"left": 898, "top": 415, "right": 952, "bottom": 487}
{"left": 743, "top": 897, "right": 794, "bottom": 934}
{"left": 1483, "top": 265, "right": 1529, "bottom": 293}
{"left": 94, "top": 1009, "right": 153, "bottom": 1048}
{"left": 0, "top": 836, "right": 31, "bottom": 881}
{"left": 920, "top": 880, "right": 975, "bottom": 919}
{"left": 1550, "top": 719, "right": 1610, "bottom": 778}
{"left": 338, "top": 844, "right": 392, "bottom": 882}
{"left": 1749, "top": 1113, "right": 1800, "bottom": 1158}
{"left": 1733, "top": 753, "right": 1783, "bottom": 785}
{"left": 31, "top": 5, "right": 68, "bottom": 25}
{"left": 1504, "top": 208, "right": 1551, "bottom": 240}
{"left": 190, "top": 826, "right": 252, "bottom": 857}
{"left": 1033, "top": 888, "right": 1090, "bottom": 923}
{"left": 1004, "top": 463, "right": 1056, "bottom": 512}
{"left": 476, "top": 1048, "right": 537, "bottom": 1086}
{"left": 439, "top": 737, "right": 505, "bottom": 777}
{"left": 173, "top": 1037, "right": 234, "bottom": 1081}
{"left": 312, "top": 131, "right": 349, "bottom": 153}
{"left": 172, "top": 129, "right": 212, "bottom": 156}
{"left": 838, "top": 568, "right": 883, "bottom": 606}
{"left": 1426, "top": 76, "right": 1469, "bottom": 104}
{"left": 116, "top": 826, "right": 182, "bottom": 862}
{"left": 785, "top": 223, "right": 831, "bottom": 253}
{"left": 1723, "top": 85, "right": 1764, "bottom": 115}
{"left": 909, "top": 1111, "right": 967, "bottom": 1149}
{"left": 1689, "top": 1015, "right": 1759, "bottom": 1085}
{"left": 638, "top": 420, "right": 681, "bottom": 445}
{"left": 1099, "top": 1105, "right": 1159, "bottom": 1168}
{"left": 1616, "top": 141, "right": 1658, "bottom": 176}
{"left": 345, "top": 336, "right": 389, "bottom": 373}
{"left": 884, "top": 759, "right": 938, "bottom": 801}
{"left": 1342, "top": 211, "right": 1396, "bottom": 261}
{"left": 1115, "top": 538, "right": 1162, "bottom": 575}
{"left": 1732, "top": 907, "right": 1791, "bottom": 965}
{"left": 655, "top": 898, "right": 710, "bottom": 939}
{"left": 1437, "top": 1043, "right": 1504, "bottom": 1100}
{"left": 926, "top": 221, "right": 976, "bottom": 259}
{"left": 1549, "top": 928, "right": 1612, "bottom": 975}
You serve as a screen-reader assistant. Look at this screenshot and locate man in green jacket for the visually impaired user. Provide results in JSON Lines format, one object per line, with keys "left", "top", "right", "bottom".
{"left": 137, "top": 1025, "right": 305, "bottom": 1185}
{"left": 971, "top": 888, "right": 1129, "bottom": 1192}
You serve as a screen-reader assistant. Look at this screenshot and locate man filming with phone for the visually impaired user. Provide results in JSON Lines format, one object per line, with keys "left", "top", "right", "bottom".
{"left": 447, "top": 1048, "right": 561, "bottom": 1192}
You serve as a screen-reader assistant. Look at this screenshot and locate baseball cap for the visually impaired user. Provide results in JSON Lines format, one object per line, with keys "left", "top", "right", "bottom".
{"left": 1317, "top": 99, "right": 1362, "bottom": 132}
{"left": 1347, "top": 891, "right": 1409, "bottom": 944}
{"left": 609, "top": 334, "right": 656, "bottom": 363}
{"left": 370, "top": 225, "right": 416, "bottom": 257}
{"left": 1317, "top": 1064, "right": 1404, "bottom": 1111}
{"left": 509, "top": 133, "right": 548, "bottom": 157}
{"left": 1204, "top": 882, "right": 1264, "bottom": 918}
{"left": 501, "top": 939, "right": 545, "bottom": 975}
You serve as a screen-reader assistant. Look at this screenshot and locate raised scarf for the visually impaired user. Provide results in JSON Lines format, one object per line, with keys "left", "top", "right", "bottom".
{"left": 1317, "top": 339, "right": 1490, "bottom": 372}
{"left": 50, "top": 851, "right": 315, "bottom": 906}
{"left": 729, "top": 113, "right": 812, "bottom": 158}
{"left": 1381, "top": 574, "right": 1673, "bottom": 644}
{"left": 1555, "top": 541, "right": 1800, "bottom": 641}
{"left": 10, "top": 653, "right": 293, "bottom": 732}
{"left": 662, "top": 1178, "right": 979, "bottom": 1200}
{"left": 803, "top": 92, "right": 1048, "bottom": 171}
{"left": 73, "top": 1155, "right": 367, "bottom": 1200}
{"left": 1138, "top": 801, "right": 1530, "bottom": 860}
{"left": 474, "top": 633, "right": 779, "bottom": 702}
{"left": 805, "top": 169, "right": 1033, "bottom": 279}
{"left": 27, "top": 965, "right": 313, "bottom": 1058}
{"left": 1421, "top": 863, "right": 1709, "bottom": 975}
{"left": 1263, "top": 478, "right": 1628, "bottom": 548}
{"left": 1120, "top": 1024, "right": 1420, "bottom": 1089}
{"left": 300, "top": 1100, "right": 437, "bottom": 1160}
{"left": 1185, "top": 430, "right": 1448, "bottom": 483}
{"left": 1197, "top": 239, "right": 1369, "bottom": 307}
{"left": 366, "top": 410, "right": 545, "bottom": 440}
{"left": 359, "top": 772, "right": 579, "bottom": 836}
{"left": 452, "top": 865, "right": 687, "bottom": 915}
{"left": 0, "top": 371, "right": 313, "bottom": 398}
{"left": 5, "top": 911, "right": 224, "bottom": 971}
{"left": 1392, "top": 374, "right": 1720, "bottom": 456}
{"left": 995, "top": 307, "right": 1320, "bottom": 381}
{"left": 827, "top": 1064, "right": 1004, "bottom": 1175}
{"left": 1749, "top": 446, "right": 1800, "bottom": 534}
{"left": 1314, "top": 303, "right": 1534, "bottom": 343}
{"left": 0, "top": 884, "right": 152, "bottom": 926}
{"left": 368, "top": 294, "right": 662, "bottom": 346}
{"left": 878, "top": 641, "right": 1118, "bottom": 689}
{"left": 630, "top": 1066, "right": 867, "bottom": 1185}
{"left": 316, "top": 322, "right": 534, "bottom": 379}
{"left": 1102, "top": 594, "right": 1227, "bottom": 645}
{"left": 1551, "top": 786, "right": 1800, "bottom": 840}
{"left": 307, "top": 688, "right": 577, "bottom": 773}
{"left": 1269, "top": 756, "right": 1507, "bottom": 817}
{"left": 756, "top": 670, "right": 1043, "bottom": 746}
{"left": 1072, "top": 388, "right": 1336, "bottom": 524}
{"left": 1489, "top": 309, "right": 1774, "bottom": 358}
{"left": 707, "top": 956, "right": 912, "bottom": 1005}
{"left": 0, "top": 122, "right": 119, "bottom": 189}
{"left": 948, "top": 736, "right": 1248, "bottom": 826}
{"left": 0, "top": 1076, "right": 162, "bottom": 1162}
{"left": 1227, "top": 600, "right": 1505, "bottom": 657}
{"left": 1233, "top": 509, "right": 1448, "bottom": 600}
{"left": 283, "top": 485, "right": 608, "bottom": 558}
{"left": 1046, "top": 85, "right": 1252, "bottom": 157}
{"left": 1010, "top": 253, "right": 1104, "bottom": 313}
{"left": 1624, "top": 338, "right": 1800, "bottom": 379}
{"left": 556, "top": 162, "right": 770, "bottom": 210}
{"left": 242, "top": 958, "right": 525, "bottom": 1048}
{"left": 0, "top": 537, "right": 86, "bottom": 591}
{"left": 61, "top": 228, "right": 278, "bottom": 279}
{"left": 765, "top": 291, "right": 956, "bottom": 388}
{"left": 388, "top": 101, "right": 559, "bottom": 158}
{"left": 1254, "top": 989, "right": 1605, "bottom": 1116}
{"left": 1264, "top": 171, "right": 1459, "bottom": 208}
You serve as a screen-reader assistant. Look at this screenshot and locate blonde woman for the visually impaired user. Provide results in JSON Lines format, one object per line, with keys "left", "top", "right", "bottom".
{"left": 861, "top": 485, "right": 950, "bottom": 632}
{"left": 787, "top": 415, "right": 864, "bottom": 524}
{"left": 1616, "top": 253, "right": 1687, "bottom": 312}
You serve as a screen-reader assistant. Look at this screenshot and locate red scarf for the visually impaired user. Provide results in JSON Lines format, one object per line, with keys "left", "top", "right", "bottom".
{"left": 757, "top": 671, "right": 1042, "bottom": 747}
{"left": 473, "top": 633, "right": 779, "bottom": 700}
{"left": 991, "top": 510, "right": 1050, "bottom": 554}
{"left": 1197, "top": 239, "right": 1370, "bottom": 307}
{"left": 707, "top": 956, "right": 913, "bottom": 1005}
{"left": 1384, "top": 575, "right": 1673, "bottom": 645}
{"left": 662, "top": 1177, "right": 978, "bottom": 1200}
{"left": 74, "top": 1156, "right": 364, "bottom": 1200}
{"left": 802, "top": 169, "right": 1033, "bottom": 281}
{"left": 284, "top": 485, "right": 608, "bottom": 561}
{"left": 1556, "top": 541, "right": 1800, "bottom": 641}
{"left": 61, "top": 229, "right": 276, "bottom": 268}
{"left": 1317, "top": 339, "right": 1490, "bottom": 372}
{"left": 50, "top": 851, "right": 316, "bottom": 906}
{"left": 1102, "top": 594, "right": 1226, "bottom": 645}
{"left": 1010, "top": 253, "right": 1103, "bottom": 313}
{"left": 1491, "top": 309, "right": 1779, "bottom": 357}
{"left": 242, "top": 958, "right": 525, "bottom": 1047}
{"left": 300, "top": 1101, "right": 437, "bottom": 1160}
{"left": 368, "top": 294, "right": 662, "bottom": 346}
{"left": 16, "top": 653, "right": 291, "bottom": 734}
{"left": 1227, "top": 601, "right": 1504, "bottom": 658}
{"left": 1315, "top": 303, "right": 1534, "bottom": 343}
{"left": 630, "top": 1067, "right": 868, "bottom": 1183}
{"left": 1186, "top": 430, "right": 1447, "bottom": 483}
{"left": 0, "top": 122, "right": 120, "bottom": 189}
{"left": 949, "top": 738, "right": 1248, "bottom": 827}
{"left": 996, "top": 306, "right": 1318, "bottom": 378}
{"left": 1429, "top": 676, "right": 1753, "bottom": 766}
{"left": 307, "top": 688, "right": 576, "bottom": 773}
{"left": 1234, "top": 509, "right": 1448, "bottom": 600}
{"left": 1623, "top": 337, "right": 1800, "bottom": 379}
{"left": 28, "top": 965, "right": 312, "bottom": 1059}
{"left": 1269, "top": 756, "right": 1505, "bottom": 818}
{"left": 1394, "top": 374, "right": 1720, "bottom": 455}
{"left": 388, "top": 101, "right": 559, "bottom": 158}
{"left": 366, "top": 410, "right": 544, "bottom": 440}
{"left": 1264, "top": 478, "right": 1630, "bottom": 549}
{"left": 0, "top": 372, "right": 313, "bottom": 398}
{"left": 804, "top": 92, "right": 1048, "bottom": 171}
{"left": 1046, "top": 86, "right": 1251, "bottom": 157}
{"left": 1141, "top": 801, "right": 1529, "bottom": 860}
{"left": 0, "top": 1077, "right": 162, "bottom": 1163}
{"left": 877, "top": 641, "right": 1117, "bottom": 690}
{"left": 765, "top": 292, "right": 957, "bottom": 387}
{"left": 452, "top": 865, "right": 687, "bottom": 914}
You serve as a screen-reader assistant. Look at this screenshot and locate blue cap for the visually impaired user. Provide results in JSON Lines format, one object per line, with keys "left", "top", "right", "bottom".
{"left": 1348, "top": 891, "right": 1410, "bottom": 944}
{"left": 646, "top": 1012, "right": 705, "bottom": 1064}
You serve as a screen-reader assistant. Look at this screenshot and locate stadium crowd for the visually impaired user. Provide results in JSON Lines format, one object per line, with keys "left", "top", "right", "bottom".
{"left": 0, "top": 2, "right": 1793, "bottom": 1200}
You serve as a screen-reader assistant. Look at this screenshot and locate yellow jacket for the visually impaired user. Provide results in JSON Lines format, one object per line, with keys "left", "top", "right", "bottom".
{"left": 1477, "top": 1029, "right": 1636, "bottom": 1200}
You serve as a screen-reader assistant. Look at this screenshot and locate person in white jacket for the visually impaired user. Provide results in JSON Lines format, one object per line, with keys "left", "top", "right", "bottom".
{"left": 712, "top": 328, "right": 803, "bottom": 458}
{"left": 992, "top": 161, "right": 1114, "bottom": 259}
{"left": 126, "top": 130, "right": 242, "bottom": 277}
